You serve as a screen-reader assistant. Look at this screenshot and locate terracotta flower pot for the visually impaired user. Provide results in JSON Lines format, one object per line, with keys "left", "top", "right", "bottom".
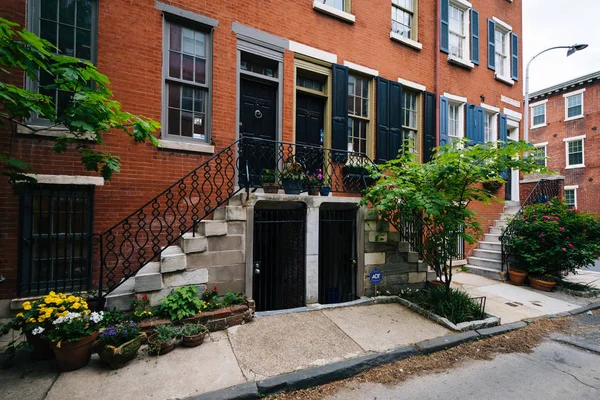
{"left": 508, "top": 269, "right": 528, "bottom": 286}
{"left": 181, "top": 331, "right": 207, "bottom": 348}
{"left": 51, "top": 331, "right": 99, "bottom": 372}
{"left": 25, "top": 331, "right": 55, "bottom": 360}
{"left": 147, "top": 334, "right": 176, "bottom": 356}
{"left": 97, "top": 332, "right": 146, "bottom": 369}
{"left": 308, "top": 187, "right": 320, "bottom": 196}
{"left": 529, "top": 276, "right": 557, "bottom": 292}
{"left": 262, "top": 182, "right": 279, "bottom": 194}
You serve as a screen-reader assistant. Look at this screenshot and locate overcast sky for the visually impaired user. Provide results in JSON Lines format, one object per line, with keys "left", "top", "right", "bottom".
{"left": 523, "top": 0, "right": 600, "bottom": 93}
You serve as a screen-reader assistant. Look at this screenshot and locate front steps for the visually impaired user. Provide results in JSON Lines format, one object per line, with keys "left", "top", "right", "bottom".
{"left": 105, "top": 202, "right": 247, "bottom": 311}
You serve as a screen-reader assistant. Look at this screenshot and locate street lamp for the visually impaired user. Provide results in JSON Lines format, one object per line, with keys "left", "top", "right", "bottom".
{"left": 524, "top": 44, "right": 588, "bottom": 143}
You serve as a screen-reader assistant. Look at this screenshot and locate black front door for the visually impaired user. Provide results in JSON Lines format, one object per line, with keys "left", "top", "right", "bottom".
{"left": 295, "top": 93, "right": 324, "bottom": 175}
{"left": 239, "top": 78, "right": 277, "bottom": 186}
{"left": 319, "top": 207, "right": 358, "bottom": 304}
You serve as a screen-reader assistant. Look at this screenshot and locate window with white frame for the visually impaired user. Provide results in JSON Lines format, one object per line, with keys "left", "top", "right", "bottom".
{"left": 484, "top": 112, "right": 496, "bottom": 143}
{"left": 564, "top": 189, "right": 577, "bottom": 209}
{"left": 448, "top": 3, "right": 468, "bottom": 60}
{"left": 347, "top": 74, "right": 370, "bottom": 153}
{"left": 565, "top": 92, "right": 583, "bottom": 120}
{"left": 565, "top": 137, "right": 585, "bottom": 168}
{"left": 323, "top": 0, "right": 350, "bottom": 12}
{"left": 448, "top": 102, "right": 464, "bottom": 140}
{"left": 531, "top": 103, "right": 546, "bottom": 127}
{"left": 392, "top": 0, "right": 415, "bottom": 39}
{"left": 494, "top": 26, "right": 510, "bottom": 79}
{"left": 402, "top": 90, "right": 419, "bottom": 148}
{"left": 534, "top": 143, "right": 547, "bottom": 167}
{"left": 164, "top": 21, "right": 211, "bottom": 142}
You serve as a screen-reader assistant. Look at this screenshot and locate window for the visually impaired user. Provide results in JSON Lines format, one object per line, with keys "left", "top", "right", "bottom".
{"left": 564, "top": 189, "right": 577, "bottom": 209}
{"left": 30, "top": 0, "right": 97, "bottom": 121}
{"left": 531, "top": 103, "right": 546, "bottom": 127}
{"left": 402, "top": 91, "right": 419, "bottom": 148}
{"left": 565, "top": 92, "right": 583, "bottom": 120}
{"left": 484, "top": 112, "right": 496, "bottom": 143}
{"left": 323, "top": 0, "right": 350, "bottom": 11}
{"left": 494, "top": 27, "right": 510, "bottom": 78}
{"left": 164, "top": 22, "right": 211, "bottom": 142}
{"left": 534, "top": 144, "right": 547, "bottom": 167}
{"left": 347, "top": 74, "right": 370, "bottom": 153}
{"left": 448, "top": 4, "right": 467, "bottom": 59}
{"left": 19, "top": 185, "right": 94, "bottom": 296}
{"left": 565, "top": 137, "right": 585, "bottom": 168}
{"left": 448, "top": 103, "right": 464, "bottom": 140}
{"left": 392, "top": 0, "right": 415, "bottom": 38}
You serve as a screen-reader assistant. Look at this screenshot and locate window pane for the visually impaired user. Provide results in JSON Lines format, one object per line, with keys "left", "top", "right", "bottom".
{"left": 76, "top": 28, "right": 91, "bottom": 59}
{"left": 194, "top": 58, "right": 206, "bottom": 84}
{"left": 182, "top": 28, "right": 195, "bottom": 54}
{"left": 59, "top": 0, "right": 76, "bottom": 25}
{"left": 42, "top": 0, "right": 58, "bottom": 21}
{"left": 169, "top": 51, "right": 181, "bottom": 79}
{"left": 181, "top": 87, "right": 194, "bottom": 110}
{"left": 181, "top": 111, "right": 193, "bottom": 137}
{"left": 40, "top": 19, "right": 58, "bottom": 47}
{"left": 58, "top": 23, "right": 75, "bottom": 56}
{"left": 170, "top": 25, "right": 181, "bottom": 51}
{"left": 76, "top": 0, "right": 93, "bottom": 29}
{"left": 182, "top": 54, "right": 194, "bottom": 81}
{"left": 168, "top": 84, "right": 180, "bottom": 108}
{"left": 168, "top": 108, "right": 180, "bottom": 135}
{"left": 195, "top": 32, "right": 206, "bottom": 57}
{"left": 325, "top": 0, "right": 345, "bottom": 11}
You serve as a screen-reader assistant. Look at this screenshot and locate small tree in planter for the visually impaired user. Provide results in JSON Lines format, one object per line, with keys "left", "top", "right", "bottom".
{"left": 261, "top": 169, "right": 280, "bottom": 194}
{"left": 280, "top": 159, "right": 305, "bottom": 195}
{"left": 361, "top": 139, "right": 545, "bottom": 297}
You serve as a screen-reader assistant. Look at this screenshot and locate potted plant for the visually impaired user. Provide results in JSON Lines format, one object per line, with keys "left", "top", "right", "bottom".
{"left": 261, "top": 169, "right": 280, "bottom": 194}
{"left": 180, "top": 323, "right": 209, "bottom": 348}
{"left": 507, "top": 268, "right": 528, "bottom": 286}
{"left": 528, "top": 274, "right": 558, "bottom": 292}
{"left": 97, "top": 321, "right": 146, "bottom": 369}
{"left": 46, "top": 308, "right": 104, "bottom": 371}
{"left": 306, "top": 169, "right": 324, "bottom": 196}
{"left": 132, "top": 294, "right": 153, "bottom": 321}
{"left": 159, "top": 285, "right": 204, "bottom": 321}
{"left": 147, "top": 324, "right": 179, "bottom": 356}
{"left": 280, "top": 159, "right": 305, "bottom": 195}
{"left": 342, "top": 159, "right": 373, "bottom": 191}
{"left": 320, "top": 177, "right": 332, "bottom": 196}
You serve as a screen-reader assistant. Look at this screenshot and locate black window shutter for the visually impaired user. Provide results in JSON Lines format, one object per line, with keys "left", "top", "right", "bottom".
{"left": 423, "top": 91, "right": 436, "bottom": 162}
{"left": 389, "top": 81, "right": 403, "bottom": 159}
{"left": 376, "top": 77, "right": 390, "bottom": 163}
{"left": 487, "top": 19, "right": 496, "bottom": 70}
{"left": 511, "top": 33, "right": 519, "bottom": 81}
{"left": 470, "top": 9, "right": 480, "bottom": 65}
{"left": 332, "top": 64, "right": 349, "bottom": 159}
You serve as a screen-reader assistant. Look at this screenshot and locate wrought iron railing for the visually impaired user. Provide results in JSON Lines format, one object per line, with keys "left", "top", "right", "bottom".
{"left": 94, "top": 136, "right": 375, "bottom": 298}
{"left": 499, "top": 179, "right": 560, "bottom": 271}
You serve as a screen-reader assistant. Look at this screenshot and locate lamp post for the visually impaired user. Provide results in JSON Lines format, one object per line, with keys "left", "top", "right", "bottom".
{"left": 524, "top": 44, "right": 588, "bottom": 143}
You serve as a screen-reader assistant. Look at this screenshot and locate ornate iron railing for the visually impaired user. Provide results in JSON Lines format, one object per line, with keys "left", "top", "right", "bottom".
{"left": 500, "top": 179, "right": 561, "bottom": 271}
{"left": 94, "top": 136, "right": 375, "bottom": 298}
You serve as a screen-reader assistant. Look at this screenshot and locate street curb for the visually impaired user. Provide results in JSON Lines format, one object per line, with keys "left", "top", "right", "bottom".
{"left": 476, "top": 321, "right": 527, "bottom": 337}
{"left": 414, "top": 331, "right": 480, "bottom": 354}
{"left": 568, "top": 302, "right": 600, "bottom": 316}
{"left": 186, "top": 382, "right": 259, "bottom": 400}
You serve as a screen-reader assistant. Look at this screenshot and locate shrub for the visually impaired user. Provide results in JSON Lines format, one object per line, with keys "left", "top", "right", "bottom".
{"left": 400, "top": 287, "right": 485, "bottom": 324}
{"left": 102, "top": 309, "right": 126, "bottom": 326}
{"left": 180, "top": 323, "right": 208, "bottom": 337}
{"left": 504, "top": 198, "right": 600, "bottom": 277}
{"left": 159, "top": 286, "right": 203, "bottom": 321}
{"left": 221, "top": 292, "right": 246, "bottom": 307}
{"left": 98, "top": 322, "right": 141, "bottom": 347}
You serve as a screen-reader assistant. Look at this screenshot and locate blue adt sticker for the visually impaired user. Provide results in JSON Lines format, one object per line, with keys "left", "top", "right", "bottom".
{"left": 369, "top": 269, "right": 382, "bottom": 284}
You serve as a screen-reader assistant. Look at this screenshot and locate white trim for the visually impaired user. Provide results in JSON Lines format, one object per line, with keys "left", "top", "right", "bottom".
{"left": 562, "top": 88, "right": 586, "bottom": 98}
{"left": 452, "top": 0, "right": 473, "bottom": 9}
{"left": 397, "top": 77, "right": 426, "bottom": 92}
{"left": 530, "top": 124, "right": 547, "bottom": 130}
{"left": 158, "top": 139, "right": 215, "bottom": 154}
{"left": 501, "top": 95, "right": 520, "bottom": 107}
{"left": 492, "top": 16, "right": 513, "bottom": 32}
{"left": 389, "top": 32, "right": 423, "bottom": 50}
{"left": 25, "top": 174, "right": 104, "bottom": 186}
{"left": 533, "top": 141, "right": 548, "bottom": 147}
{"left": 529, "top": 99, "right": 548, "bottom": 107}
{"left": 564, "top": 89, "right": 585, "bottom": 121}
{"left": 507, "top": 118, "right": 519, "bottom": 129}
{"left": 563, "top": 135, "right": 586, "bottom": 142}
{"left": 443, "top": 92, "right": 467, "bottom": 103}
{"left": 530, "top": 102, "right": 546, "bottom": 128}
{"left": 504, "top": 108, "right": 522, "bottom": 121}
{"left": 312, "top": 1, "right": 355, "bottom": 23}
{"left": 564, "top": 187, "right": 578, "bottom": 209}
{"left": 288, "top": 41, "right": 337, "bottom": 64}
{"left": 495, "top": 73, "right": 514, "bottom": 86}
{"left": 447, "top": 54, "right": 475, "bottom": 69}
{"left": 564, "top": 185, "right": 579, "bottom": 190}
{"left": 564, "top": 115, "right": 584, "bottom": 122}
{"left": 343, "top": 61, "right": 379, "bottom": 77}
{"left": 480, "top": 103, "right": 500, "bottom": 113}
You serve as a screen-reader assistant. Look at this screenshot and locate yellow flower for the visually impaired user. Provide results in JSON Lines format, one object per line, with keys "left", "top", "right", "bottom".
{"left": 38, "top": 316, "right": 46, "bottom": 323}
{"left": 67, "top": 295, "right": 76, "bottom": 303}
{"left": 71, "top": 303, "right": 80, "bottom": 310}
{"left": 26, "top": 318, "right": 36, "bottom": 323}
{"left": 16, "top": 312, "right": 23, "bottom": 318}
{"left": 22, "top": 302, "right": 31, "bottom": 310}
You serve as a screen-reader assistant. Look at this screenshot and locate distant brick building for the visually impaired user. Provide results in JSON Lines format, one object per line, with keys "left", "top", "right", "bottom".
{"left": 1, "top": 0, "right": 524, "bottom": 312}
{"left": 528, "top": 71, "right": 600, "bottom": 214}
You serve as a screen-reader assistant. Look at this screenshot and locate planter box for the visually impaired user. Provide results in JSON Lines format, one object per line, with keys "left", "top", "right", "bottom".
{"left": 97, "top": 332, "right": 146, "bottom": 369}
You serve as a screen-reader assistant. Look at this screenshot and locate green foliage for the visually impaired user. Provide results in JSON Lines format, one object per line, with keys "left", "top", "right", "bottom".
{"left": 159, "top": 286, "right": 203, "bottom": 321}
{"left": 180, "top": 323, "right": 208, "bottom": 337}
{"left": 98, "top": 322, "right": 140, "bottom": 347}
{"left": 261, "top": 169, "right": 278, "bottom": 184}
{"left": 102, "top": 309, "right": 126, "bottom": 327}
{"left": 152, "top": 323, "right": 180, "bottom": 342}
{"left": 221, "top": 292, "right": 246, "bottom": 307}
{"left": 401, "top": 287, "right": 485, "bottom": 324}
{"left": 280, "top": 158, "right": 305, "bottom": 181}
{"left": 131, "top": 294, "right": 153, "bottom": 321}
{"left": 0, "top": 18, "right": 160, "bottom": 183}
{"left": 504, "top": 198, "right": 600, "bottom": 277}
{"left": 361, "top": 139, "right": 548, "bottom": 292}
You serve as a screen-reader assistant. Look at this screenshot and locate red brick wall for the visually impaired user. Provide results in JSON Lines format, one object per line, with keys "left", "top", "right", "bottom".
{"left": 0, "top": 0, "right": 523, "bottom": 299}
{"left": 529, "top": 82, "right": 600, "bottom": 214}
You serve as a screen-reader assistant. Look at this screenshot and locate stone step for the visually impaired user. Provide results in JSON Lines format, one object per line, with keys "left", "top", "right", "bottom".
{"left": 494, "top": 219, "right": 508, "bottom": 228}
{"left": 504, "top": 201, "right": 521, "bottom": 208}
{"left": 228, "top": 193, "right": 246, "bottom": 207}
{"left": 179, "top": 232, "right": 208, "bottom": 254}
{"left": 160, "top": 246, "right": 187, "bottom": 273}
{"left": 207, "top": 234, "right": 244, "bottom": 252}
{"left": 467, "top": 256, "right": 502, "bottom": 270}
{"left": 473, "top": 248, "right": 502, "bottom": 261}
{"left": 214, "top": 206, "right": 247, "bottom": 221}
{"left": 105, "top": 278, "right": 135, "bottom": 311}
{"left": 463, "top": 265, "right": 506, "bottom": 281}
{"left": 484, "top": 233, "right": 501, "bottom": 243}
{"left": 478, "top": 241, "right": 502, "bottom": 251}
{"left": 489, "top": 227, "right": 504, "bottom": 235}
{"left": 197, "top": 220, "right": 228, "bottom": 237}
{"left": 134, "top": 262, "right": 163, "bottom": 292}
{"left": 187, "top": 249, "right": 245, "bottom": 269}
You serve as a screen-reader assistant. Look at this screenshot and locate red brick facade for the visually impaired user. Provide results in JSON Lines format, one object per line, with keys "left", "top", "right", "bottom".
{"left": 0, "top": 0, "right": 523, "bottom": 300}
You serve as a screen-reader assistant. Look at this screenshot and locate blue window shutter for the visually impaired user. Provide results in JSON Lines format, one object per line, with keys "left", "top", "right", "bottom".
{"left": 423, "top": 91, "right": 437, "bottom": 161}
{"left": 475, "top": 106, "right": 485, "bottom": 144}
{"left": 487, "top": 19, "right": 496, "bottom": 70}
{"left": 511, "top": 33, "right": 519, "bottom": 80}
{"left": 440, "top": 0, "right": 449, "bottom": 53}
{"left": 332, "top": 64, "right": 349, "bottom": 160}
{"left": 439, "top": 96, "right": 449, "bottom": 147}
{"left": 470, "top": 9, "right": 480, "bottom": 65}
{"left": 376, "top": 77, "right": 390, "bottom": 163}
{"left": 498, "top": 113, "right": 508, "bottom": 144}
{"left": 389, "top": 81, "right": 403, "bottom": 159}
{"left": 465, "top": 104, "right": 475, "bottom": 145}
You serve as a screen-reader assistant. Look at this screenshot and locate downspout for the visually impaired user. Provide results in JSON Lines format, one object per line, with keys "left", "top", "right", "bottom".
{"left": 435, "top": 0, "right": 441, "bottom": 147}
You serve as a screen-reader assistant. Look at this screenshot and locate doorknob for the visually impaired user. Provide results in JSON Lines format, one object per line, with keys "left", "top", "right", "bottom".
{"left": 254, "top": 262, "right": 261, "bottom": 275}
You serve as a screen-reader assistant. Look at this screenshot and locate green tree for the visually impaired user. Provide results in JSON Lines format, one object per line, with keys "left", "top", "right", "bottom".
{"left": 361, "top": 139, "right": 548, "bottom": 295}
{"left": 0, "top": 18, "right": 159, "bottom": 184}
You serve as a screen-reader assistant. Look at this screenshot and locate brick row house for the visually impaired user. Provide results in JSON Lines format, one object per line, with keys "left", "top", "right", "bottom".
{"left": 528, "top": 71, "right": 600, "bottom": 214}
{"left": 0, "top": 0, "right": 524, "bottom": 314}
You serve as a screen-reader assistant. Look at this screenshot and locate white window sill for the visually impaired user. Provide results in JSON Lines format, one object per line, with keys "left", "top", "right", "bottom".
{"left": 23, "top": 174, "right": 105, "bottom": 186}
{"left": 447, "top": 55, "right": 474, "bottom": 69}
{"left": 565, "top": 115, "right": 584, "bottom": 122}
{"left": 389, "top": 32, "right": 422, "bottom": 50}
{"left": 158, "top": 139, "right": 215, "bottom": 154}
{"left": 312, "top": 1, "right": 355, "bottom": 24}
{"left": 16, "top": 125, "right": 95, "bottom": 140}
{"left": 495, "top": 74, "right": 514, "bottom": 86}
{"left": 565, "top": 164, "right": 585, "bottom": 170}
{"left": 530, "top": 124, "right": 547, "bottom": 130}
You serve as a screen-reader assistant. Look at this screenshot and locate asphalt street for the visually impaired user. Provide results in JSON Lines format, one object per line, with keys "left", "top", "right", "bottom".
{"left": 326, "top": 313, "right": 600, "bottom": 400}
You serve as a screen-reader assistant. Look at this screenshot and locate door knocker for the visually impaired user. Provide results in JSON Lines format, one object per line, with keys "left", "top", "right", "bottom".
{"left": 254, "top": 109, "right": 263, "bottom": 119}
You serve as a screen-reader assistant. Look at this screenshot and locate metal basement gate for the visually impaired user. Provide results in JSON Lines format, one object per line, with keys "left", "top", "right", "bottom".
{"left": 253, "top": 203, "right": 306, "bottom": 312}
{"left": 319, "top": 207, "right": 358, "bottom": 304}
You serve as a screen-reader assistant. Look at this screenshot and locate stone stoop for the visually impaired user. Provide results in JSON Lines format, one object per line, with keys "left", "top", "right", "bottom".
{"left": 106, "top": 202, "right": 247, "bottom": 311}
{"left": 465, "top": 203, "right": 520, "bottom": 281}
